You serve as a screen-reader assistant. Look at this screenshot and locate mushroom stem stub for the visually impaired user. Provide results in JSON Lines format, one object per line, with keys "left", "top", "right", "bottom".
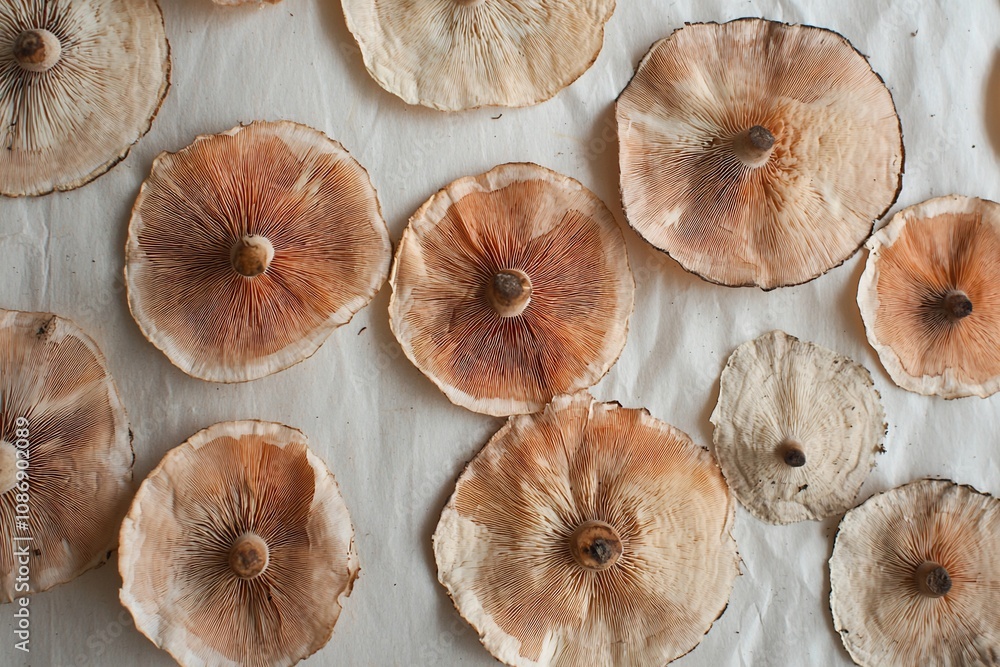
{"left": 230, "top": 235, "right": 275, "bottom": 278}
{"left": 455, "top": 0, "right": 485, "bottom": 6}
{"left": 942, "top": 290, "right": 973, "bottom": 321}
{"left": 229, "top": 533, "right": 269, "bottom": 579}
{"left": 570, "top": 521, "right": 623, "bottom": 571}
{"left": 733, "top": 125, "right": 776, "bottom": 168}
{"left": 0, "top": 440, "right": 17, "bottom": 495}
{"left": 915, "top": 561, "right": 952, "bottom": 598}
{"left": 14, "top": 29, "right": 62, "bottom": 73}
{"left": 779, "top": 439, "right": 807, "bottom": 468}
{"left": 486, "top": 269, "right": 532, "bottom": 317}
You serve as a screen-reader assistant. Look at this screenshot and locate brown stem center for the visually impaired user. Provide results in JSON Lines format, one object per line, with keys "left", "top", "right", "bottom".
{"left": 570, "top": 521, "right": 622, "bottom": 572}
{"left": 229, "top": 533, "right": 269, "bottom": 579}
{"left": 942, "top": 290, "right": 973, "bottom": 321}
{"left": 486, "top": 269, "right": 532, "bottom": 317}
{"left": 230, "top": 235, "right": 274, "bottom": 277}
{"left": 915, "top": 561, "right": 952, "bottom": 598}
{"left": 455, "top": 0, "right": 485, "bottom": 6}
{"left": 0, "top": 440, "right": 18, "bottom": 496}
{"left": 733, "top": 125, "right": 775, "bottom": 168}
{"left": 14, "top": 29, "right": 61, "bottom": 73}
{"left": 779, "top": 439, "right": 806, "bottom": 468}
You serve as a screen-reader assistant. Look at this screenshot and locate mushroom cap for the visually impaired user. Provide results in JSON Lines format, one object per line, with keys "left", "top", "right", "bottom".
{"left": 858, "top": 195, "right": 1000, "bottom": 398}
{"left": 710, "top": 331, "right": 886, "bottom": 524}
{"left": 341, "top": 0, "right": 616, "bottom": 111}
{"left": 125, "top": 120, "right": 391, "bottom": 383}
{"left": 119, "top": 420, "right": 359, "bottom": 667}
{"left": 616, "top": 18, "right": 903, "bottom": 289}
{"left": 433, "top": 392, "right": 739, "bottom": 667}
{"left": 0, "top": 0, "right": 170, "bottom": 197}
{"left": 0, "top": 309, "right": 132, "bottom": 602}
{"left": 829, "top": 479, "right": 1000, "bottom": 666}
{"left": 389, "top": 162, "right": 634, "bottom": 416}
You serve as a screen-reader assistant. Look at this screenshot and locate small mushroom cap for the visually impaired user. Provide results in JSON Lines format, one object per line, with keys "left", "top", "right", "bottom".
{"left": 389, "top": 163, "right": 634, "bottom": 416}
{"left": 0, "top": 0, "right": 170, "bottom": 197}
{"left": 125, "top": 120, "right": 391, "bottom": 383}
{"left": 119, "top": 420, "right": 359, "bottom": 667}
{"left": 433, "top": 392, "right": 739, "bottom": 667}
{"left": 710, "top": 331, "right": 886, "bottom": 524}
{"left": 858, "top": 195, "right": 1000, "bottom": 398}
{"left": 617, "top": 19, "right": 903, "bottom": 289}
{"left": 341, "top": 0, "right": 616, "bottom": 111}
{"left": 829, "top": 479, "right": 1000, "bottom": 666}
{"left": 0, "top": 309, "right": 133, "bottom": 602}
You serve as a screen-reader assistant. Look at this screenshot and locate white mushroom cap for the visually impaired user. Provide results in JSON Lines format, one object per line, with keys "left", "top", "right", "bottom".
{"left": 341, "top": 0, "right": 616, "bottom": 110}
{"left": 710, "top": 331, "right": 886, "bottom": 524}
{"left": 119, "top": 420, "right": 359, "bottom": 667}
{"left": 434, "top": 392, "right": 739, "bottom": 666}
{"left": 858, "top": 195, "right": 1000, "bottom": 398}
{"left": 0, "top": 309, "right": 133, "bottom": 602}
{"left": 617, "top": 19, "right": 903, "bottom": 289}
{"left": 0, "top": 0, "right": 170, "bottom": 197}
{"left": 830, "top": 479, "right": 1000, "bottom": 666}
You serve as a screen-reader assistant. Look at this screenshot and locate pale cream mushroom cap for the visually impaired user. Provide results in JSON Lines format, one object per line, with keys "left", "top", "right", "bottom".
{"left": 125, "top": 120, "right": 391, "bottom": 383}
{"left": 830, "top": 479, "right": 1000, "bottom": 666}
{"left": 617, "top": 18, "right": 903, "bottom": 289}
{"left": 434, "top": 392, "right": 739, "bottom": 667}
{"left": 0, "top": 309, "right": 133, "bottom": 602}
{"left": 341, "top": 0, "right": 616, "bottom": 111}
{"left": 858, "top": 195, "right": 1000, "bottom": 398}
{"left": 119, "top": 420, "right": 359, "bottom": 667}
{"left": 389, "top": 163, "right": 634, "bottom": 416}
{"left": 710, "top": 331, "right": 886, "bottom": 524}
{"left": 0, "top": 0, "right": 170, "bottom": 197}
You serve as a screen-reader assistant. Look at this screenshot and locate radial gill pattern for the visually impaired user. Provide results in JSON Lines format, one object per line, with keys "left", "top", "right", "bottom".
{"left": 859, "top": 195, "right": 1000, "bottom": 398}
{"left": 0, "top": 309, "right": 132, "bottom": 602}
{"left": 0, "top": 0, "right": 169, "bottom": 196}
{"left": 390, "top": 163, "right": 633, "bottom": 416}
{"left": 434, "top": 392, "right": 738, "bottom": 667}
{"left": 617, "top": 18, "right": 903, "bottom": 289}
{"left": 830, "top": 479, "right": 1000, "bottom": 666}
{"left": 119, "top": 421, "right": 359, "bottom": 667}
{"left": 126, "top": 120, "right": 391, "bottom": 383}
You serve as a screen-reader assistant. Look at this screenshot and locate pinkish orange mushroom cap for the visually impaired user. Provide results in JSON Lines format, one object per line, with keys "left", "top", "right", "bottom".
{"left": 118, "top": 420, "right": 359, "bottom": 667}
{"left": 389, "top": 163, "right": 634, "bottom": 417}
{"left": 125, "top": 120, "right": 391, "bottom": 383}
{"left": 433, "top": 392, "right": 739, "bottom": 667}
{"left": 858, "top": 195, "right": 1000, "bottom": 398}
{"left": 829, "top": 479, "right": 1000, "bottom": 666}
{"left": 0, "top": 309, "right": 133, "bottom": 602}
{"left": 617, "top": 19, "right": 903, "bottom": 289}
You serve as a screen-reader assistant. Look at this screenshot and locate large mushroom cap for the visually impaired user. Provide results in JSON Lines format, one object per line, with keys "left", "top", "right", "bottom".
{"left": 341, "top": 0, "right": 616, "bottom": 111}
{"left": 389, "top": 163, "right": 634, "bottom": 416}
{"left": 710, "top": 331, "right": 886, "bottom": 524}
{"left": 119, "top": 420, "right": 359, "bottom": 667}
{"left": 0, "top": 309, "right": 132, "bottom": 602}
{"left": 858, "top": 195, "right": 1000, "bottom": 398}
{"left": 125, "top": 120, "right": 391, "bottom": 383}
{"left": 617, "top": 19, "right": 903, "bottom": 289}
{"left": 0, "top": 0, "right": 170, "bottom": 197}
{"left": 434, "top": 392, "right": 739, "bottom": 667}
{"left": 830, "top": 479, "right": 1000, "bottom": 666}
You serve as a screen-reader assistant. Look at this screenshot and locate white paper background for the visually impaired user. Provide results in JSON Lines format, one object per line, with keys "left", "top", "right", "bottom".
{"left": 2, "top": 0, "right": 1000, "bottom": 665}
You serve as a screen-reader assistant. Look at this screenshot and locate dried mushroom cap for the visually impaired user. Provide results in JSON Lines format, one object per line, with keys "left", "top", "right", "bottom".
{"left": 341, "top": 0, "right": 615, "bottom": 111}
{"left": 617, "top": 19, "right": 903, "bottom": 289}
{"left": 858, "top": 195, "right": 1000, "bottom": 398}
{"left": 125, "top": 120, "right": 391, "bottom": 383}
{"left": 434, "top": 392, "right": 739, "bottom": 667}
{"left": 389, "top": 163, "right": 634, "bottom": 416}
{"left": 0, "top": 0, "right": 170, "bottom": 197}
{"left": 710, "top": 331, "right": 885, "bottom": 524}
{"left": 0, "top": 309, "right": 132, "bottom": 602}
{"left": 119, "top": 420, "right": 359, "bottom": 667}
{"left": 829, "top": 479, "right": 1000, "bottom": 666}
